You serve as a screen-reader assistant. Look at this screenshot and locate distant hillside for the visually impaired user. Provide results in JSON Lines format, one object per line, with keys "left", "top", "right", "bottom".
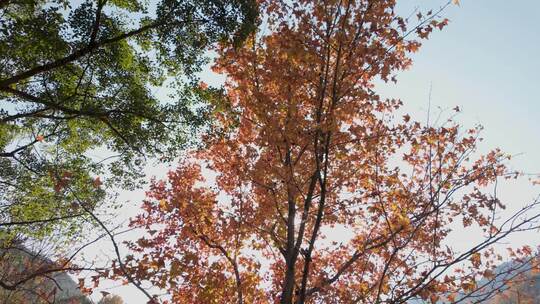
{"left": 407, "top": 259, "right": 540, "bottom": 304}
{"left": 471, "top": 259, "right": 540, "bottom": 304}
{"left": 0, "top": 247, "right": 91, "bottom": 303}
{"left": 486, "top": 269, "right": 540, "bottom": 304}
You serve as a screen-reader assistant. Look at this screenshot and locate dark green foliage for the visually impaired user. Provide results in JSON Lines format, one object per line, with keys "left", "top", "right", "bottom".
{"left": 0, "top": 0, "right": 257, "bottom": 261}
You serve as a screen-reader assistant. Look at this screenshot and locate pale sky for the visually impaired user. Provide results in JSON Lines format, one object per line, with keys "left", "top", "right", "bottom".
{"left": 86, "top": 1, "right": 540, "bottom": 302}
{"left": 387, "top": 0, "right": 540, "bottom": 174}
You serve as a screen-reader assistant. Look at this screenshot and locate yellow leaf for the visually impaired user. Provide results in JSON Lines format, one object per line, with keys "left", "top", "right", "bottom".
{"left": 470, "top": 252, "right": 481, "bottom": 267}
{"left": 159, "top": 199, "right": 168, "bottom": 211}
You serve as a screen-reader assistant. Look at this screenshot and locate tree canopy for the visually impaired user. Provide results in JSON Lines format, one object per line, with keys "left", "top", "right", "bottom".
{"left": 103, "top": 0, "right": 540, "bottom": 303}
{"left": 1, "top": 1, "right": 539, "bottom": 303}
{"left": 0, "top": 0, "right": 257, "bottom": 294}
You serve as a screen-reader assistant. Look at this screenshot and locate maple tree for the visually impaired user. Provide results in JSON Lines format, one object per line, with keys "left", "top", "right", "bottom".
{"left": 105, "top": 0, "right": 540, "bottom": 303}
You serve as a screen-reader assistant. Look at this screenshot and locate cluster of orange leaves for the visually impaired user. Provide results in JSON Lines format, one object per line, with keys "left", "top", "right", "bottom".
{"left": 99, "top": 1, "right": 539, "bottom": 303}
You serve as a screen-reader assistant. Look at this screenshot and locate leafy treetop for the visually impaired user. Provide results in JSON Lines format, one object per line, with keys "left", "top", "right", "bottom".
{"left": 106, "top": 0, "right": 540, "bottom": 303}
